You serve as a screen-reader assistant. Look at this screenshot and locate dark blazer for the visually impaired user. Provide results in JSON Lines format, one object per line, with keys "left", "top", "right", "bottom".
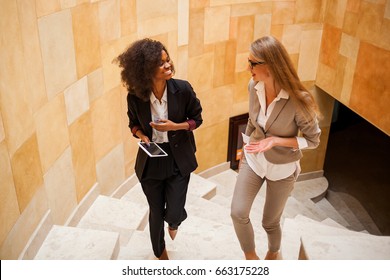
{"left": 245, "top": 79, "right": 321, "bottom": 164}
{"left": 127, "top": 78, "right": 203, "bottom": 179}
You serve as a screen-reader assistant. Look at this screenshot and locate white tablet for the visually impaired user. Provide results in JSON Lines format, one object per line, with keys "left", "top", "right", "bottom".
{"left": 137, "top": 142, "right": 168, "bottom": 157}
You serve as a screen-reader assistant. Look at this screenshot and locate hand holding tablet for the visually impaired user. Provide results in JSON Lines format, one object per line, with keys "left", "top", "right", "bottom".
{"left": 137, "top": 142, "right": 168, "bottom": 157}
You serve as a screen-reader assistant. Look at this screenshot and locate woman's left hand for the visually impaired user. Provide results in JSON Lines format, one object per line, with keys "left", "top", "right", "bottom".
{"left": 244, "top": 137, "right": 275, "bottom": 153}
{"left": 149, "top": 119, "right": 176, "bottom": 132}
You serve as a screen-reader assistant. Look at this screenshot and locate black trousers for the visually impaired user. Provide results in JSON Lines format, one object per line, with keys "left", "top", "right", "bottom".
{"left": 140, "top": 143, "right": 190, "bottom": 258}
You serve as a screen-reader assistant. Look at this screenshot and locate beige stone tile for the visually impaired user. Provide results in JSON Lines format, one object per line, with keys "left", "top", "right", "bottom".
{"left": 343, "top": 11, "right": 358, "bottom": 36}
{"left": 232, "top": 101, "right": 249, "bottom": 117}
{"left": 234, "top": 71, "right": 251, "bottom": 103}
{"left": 190, "top": 0, "right": 209, "bottom": 9}
{"left": 121, "top": 0, "right": 137, "bottom": 36}
{"left": 101, "top": 35, "right": 135, "bottom": 93}
{"left": 324, "top": 0, "right": 348, "bottom": 28}
{"left": 0, "top": 142, "right": 20, "bottom": 246}
{"left": 11, "top": 134, "right": 43, "bottom": 213}
{"left": 296, "top": 0, "right": 322, "bottom": 23}
{"left": 17, "top": 0, "right": 47, "bottom": 113}
{"left": 98, "top": 0, "right": 121, "bottom": 43}
{"left": 356, "top": 1, "right": 383, "bottom": 43}
{"left": 282, "top": 24, "right": 303, "bottom": 54}
{"left": 167, "top": 31, "right": 179, "bottom": 64}
{"left": 213, "top": 43, "right": 226, "bottom": 88}
{"left": 272, "top": 1, "right": 295, "bottom": 25}
{"left": 346, "top": 0, "right": 360, "bottom": 13}
{"left": 333, "top": 54, "right": 347, "bottom": 101}
{"left": 35, "top": 93, "right": 69, "bottom": 173}
{"left": 210, "top": 0, "right": 261, "bottom": 6}
{"left": 0, "top": 113, "right": 5, "bottom": 143}
{"left": 178, "top": 0, "right": 190, "bottom": 46}
{"left": 378, "top": 19, "right": 390, "bottom": 50}
{"left": 254, "top": 14, "right": 272, "bottom": 39}
{"left": 201, "top": 85, "right": 234, "bottom": 127}
{"left": 231, "top": 2, "right": 272, "bottom": 17}
{"left": 270, "top": 24, "right": 284, "bottom": 39}
{"left": 64, "top": 76, "right": 90, "bottom": 125}
{"left": 96, "top": 143, "right": 125, "bottom": 195}
{"left": 189, "top": 9, "right": 205, "bottom": 57}
{"left": 88, "top": 68, "right": 105, "bottom": 103}
{"left": 224, "top": 40, "right": 237, "bottom": 85}
{"left": 350, "top": 42, "right": 390, "bottom": 134}
{"left": 315, "top": 62, "right": 336, "bottom": 96}
{"left": 235, "top": 52, "right": 249, "bottom": 73}
{"left": 0, "top": 0, "right": 35, "bottom": 156}
{"left": 43, "top": 148, "right": 78, "bottom": 225}
{"left": 38, "top": 9, "right": 77, "bottom": 100}
{"left": 188, "top": 52, "right": 214, "bottom": 93}
{"left": 0, "top": 186, "right": 49, "bottom": 259}
{"left": 386, "top": 0, "right": 390, "bottom": 19}
{"left": 298, "top": 29, "right": 322, "bottom": 81}
{"left": 176, "top": 46, "right": 189, "bottom": 80}
{"left": 340, "top": 58, "right": 356, "bottom": 105}
{"left": 195, "top": 121, "right": 229, "bottom": 172}
{"left": 137, "top": 16, "right": 177, "bottom": 38}
{"left": 319, "top": 24, "right": 342, "bottom": 68}
{"left": 72, "top": 2, "right": 101, "bottom": 78}
{"left": 136, "top": 0, "right": 176, "bottom": 21}
{"left": 236, "top": 16, "right": 254, "bottom": 53}
{"left": 69, "top": 112, "right": 97, "bottom": 203}
{"left": 90, "top": 86, "right": 122, "bottom": 161}
{"left": 36, "top": 0, "right": 61, "bottom": 18}
{"left": 60, "top": 0, "right": 77, "bottom": 9}
{"left": 214, "top": 42, "right": 234, "bottom": 87}
{"left": 204, "top": 6, "right": 231, "bottom": 44}
{"left": 339, "top": 33, "right": 360, "bottom": 60}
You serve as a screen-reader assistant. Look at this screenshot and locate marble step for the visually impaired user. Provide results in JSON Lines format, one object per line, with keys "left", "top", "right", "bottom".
{"left": 281, "top": 214, "right": 375, "bottom": 260}
{"left": 335, "top": 191, "right": 381, "bottom": 235}
{"left": 34, "top": 225, "right": 120, "bottom": 260}
{"left": 291, "top": 176, "right": 328, "bottom": 202}
{"left": 300, "top": 233, "right": 390, "bottom": 260}
{"left": 77, "top": 195, "right": 148, "bottom": 245}
{"left": 120, "top": 214, "right": 268, "bottom": 260}
{"left": 314, "top": 198, "right": 350, "bottom": 228}
{"left": 188, "top": 173, "right": 217, "bottom": 199}
{"left": 325, "top": 190, "right": 366, "bottom": 232}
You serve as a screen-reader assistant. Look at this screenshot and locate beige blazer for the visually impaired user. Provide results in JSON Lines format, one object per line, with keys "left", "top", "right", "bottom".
{"left": 245, "top": 79, "right": 321, "bottom": 164}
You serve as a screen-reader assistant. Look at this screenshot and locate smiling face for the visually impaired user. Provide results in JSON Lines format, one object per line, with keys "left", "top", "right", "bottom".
{"left": 154, "top": 50, "right": 174, "bottom": 82}
{"left": 247, "top": 53, "right": 268, "bottom": 82}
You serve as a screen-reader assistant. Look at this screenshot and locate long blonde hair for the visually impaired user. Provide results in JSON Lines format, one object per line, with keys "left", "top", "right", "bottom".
{"left": 250, "top": 36, "right": 320, "bottom": 120}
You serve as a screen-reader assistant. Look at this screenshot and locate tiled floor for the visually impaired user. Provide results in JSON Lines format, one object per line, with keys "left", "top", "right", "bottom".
{"left": 323, "top": 102, "right": 390, "bottom": 235}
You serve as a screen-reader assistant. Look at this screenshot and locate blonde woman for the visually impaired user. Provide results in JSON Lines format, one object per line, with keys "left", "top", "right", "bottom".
{"left": 231, "top": 36, "right": 321, "bottom": 260}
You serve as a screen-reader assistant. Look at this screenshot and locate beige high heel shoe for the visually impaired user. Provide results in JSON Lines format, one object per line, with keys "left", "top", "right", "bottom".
{"left": 168, "top": 227, "right": 177, "bottom": 240}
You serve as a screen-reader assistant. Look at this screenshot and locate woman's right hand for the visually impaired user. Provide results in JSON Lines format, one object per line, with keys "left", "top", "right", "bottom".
{"left": 135, "top": 130, "right": 150, "bottom": 145}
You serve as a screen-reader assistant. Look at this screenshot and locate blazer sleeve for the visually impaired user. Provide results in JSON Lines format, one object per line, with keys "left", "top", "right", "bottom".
{"left": 183, "top": 81, "right": 203, "bottom": 129}
{"left": 295, "top": 95, "right": 321, "bottom": 149}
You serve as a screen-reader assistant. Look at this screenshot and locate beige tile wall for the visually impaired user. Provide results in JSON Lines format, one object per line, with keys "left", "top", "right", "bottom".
{"left": 0, "top": 0, "right": 387, "bottom": 259}
{"left": 317, "top": 0, "right": 390, "bottom": 134}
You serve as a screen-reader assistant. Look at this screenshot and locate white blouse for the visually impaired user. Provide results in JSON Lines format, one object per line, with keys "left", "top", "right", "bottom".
{"left": 150, "top": 87, "right": 169, "bottom": 143}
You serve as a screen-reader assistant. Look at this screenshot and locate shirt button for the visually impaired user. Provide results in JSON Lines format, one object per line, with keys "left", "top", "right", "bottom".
{"left": 174, "top": 144, "right": 179, "bottom": 148}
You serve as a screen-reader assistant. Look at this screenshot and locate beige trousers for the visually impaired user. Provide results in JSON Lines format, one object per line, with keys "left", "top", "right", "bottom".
{"left": 230, "top": 158, "right": 295, "bottom": 253}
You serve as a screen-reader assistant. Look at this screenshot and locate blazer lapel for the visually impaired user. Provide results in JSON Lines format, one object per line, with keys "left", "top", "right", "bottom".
{"left": 265, "top": 98, "right": 288, "bottom": 132}
{"left": 138, "top": 98, "right": 153, "bottom": 138}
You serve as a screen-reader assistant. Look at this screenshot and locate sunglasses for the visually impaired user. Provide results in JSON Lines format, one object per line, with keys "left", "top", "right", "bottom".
{"left": 248, "top": 59, "right": 266, "bottom": 69}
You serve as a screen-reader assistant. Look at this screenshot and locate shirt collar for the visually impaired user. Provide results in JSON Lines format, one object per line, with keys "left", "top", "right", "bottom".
{"left": 150, "top": 86, "right": 168, "bottom": 104}
{"left": 254, "top": 81, "right": 289, "bottom": 100}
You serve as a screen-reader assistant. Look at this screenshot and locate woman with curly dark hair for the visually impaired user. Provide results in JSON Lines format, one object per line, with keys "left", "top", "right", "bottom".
{"left": 116, "top": 38, "right": 203, "bottom": 260}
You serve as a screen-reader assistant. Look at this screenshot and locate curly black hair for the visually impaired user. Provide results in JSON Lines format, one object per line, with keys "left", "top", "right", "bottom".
{"left": 115, "top": 38, "right": 175, "bottom": 101}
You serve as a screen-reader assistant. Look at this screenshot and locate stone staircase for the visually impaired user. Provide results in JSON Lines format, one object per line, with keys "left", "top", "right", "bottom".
{"left": 32, "top": 163, "right": 390, "bottom": 260}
